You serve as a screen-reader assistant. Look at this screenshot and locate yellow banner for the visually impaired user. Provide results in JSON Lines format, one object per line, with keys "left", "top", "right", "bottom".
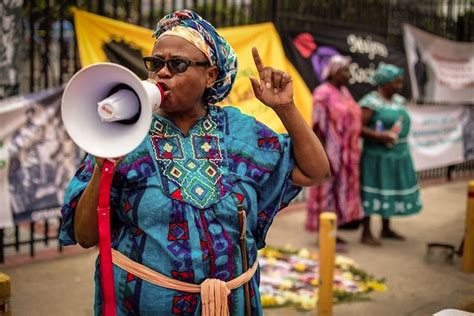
{"left": 73, "top": 8, "right": 311, "bottom": 132}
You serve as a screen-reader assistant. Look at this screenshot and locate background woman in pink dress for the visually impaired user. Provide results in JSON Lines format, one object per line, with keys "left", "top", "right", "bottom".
{"left": 306, "top": 55, "right": 364, "bottom": 247}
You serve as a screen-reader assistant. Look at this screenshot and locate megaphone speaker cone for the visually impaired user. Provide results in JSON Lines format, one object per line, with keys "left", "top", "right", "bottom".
{"left": 62, "top": 63, "right": 163, "bottom": 158}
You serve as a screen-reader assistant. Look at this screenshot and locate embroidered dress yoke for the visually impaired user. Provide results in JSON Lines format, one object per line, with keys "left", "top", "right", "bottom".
{"left": 306, "top": 83, "right": 363, "bottom": 231}
{"left": 359, "top": 91, "right": 422, "bottom": 218}
{"left": 59, "top": 105, "right": 301, "bottom": 315}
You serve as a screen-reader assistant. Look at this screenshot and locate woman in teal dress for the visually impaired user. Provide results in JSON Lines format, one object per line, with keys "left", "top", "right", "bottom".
{"left": 359, "top": 63, "right": 422, "bottom": 245}
{"left": 59, "top": 10, "right": 329, "bottom": 315}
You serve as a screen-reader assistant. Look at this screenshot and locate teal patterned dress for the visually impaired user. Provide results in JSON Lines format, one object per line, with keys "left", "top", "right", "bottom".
{"left": 359, "top": 91, "right": 422, "bottom": 218}
{"left": 59, "top": 105, "right": 301, "bottom": 315}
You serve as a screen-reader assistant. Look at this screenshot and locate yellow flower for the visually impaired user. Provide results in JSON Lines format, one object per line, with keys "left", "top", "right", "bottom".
{"left": 275, "top": 295, "right": 288, "bottom": 305}
{"left": 335, "top": 255, "right": 357, "bottom": 267}
{"left": 265, "top": 249, "right": 282, "bottom": 258}
{"left": 366, "top": 281, "right": 388, "bottom": 292}
{"left": 261, "top": 295, "right": 276, "bottom": 307}
{"left": 299, "top": 295, "right": 317, "bottom": 310}
{"left": 294, "top": 262, "right": 307, "bottom": 272}
{"left": 279, "top": 279, "right": 293, "bottom": 290}
{"left": 342, "top": 272, "right": 353, "bottom": 280}
{"left": 298, "top": 248, "right": 311, "bottom": 258}
{"left": 359, "top": 284, "right": 369, "bottom": 292}
{"left": 266, "top": 257, "right": 277, "bottom": 265}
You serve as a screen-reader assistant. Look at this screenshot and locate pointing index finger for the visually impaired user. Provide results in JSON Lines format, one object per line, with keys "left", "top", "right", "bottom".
{"left": 252, "top": 47, "right": 265, "bottom": 73}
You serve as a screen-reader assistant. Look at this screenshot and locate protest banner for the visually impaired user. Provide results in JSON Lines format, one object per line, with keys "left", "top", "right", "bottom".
{"left": 281, "top": 26, "right": 408, "bottom": 100}
{"left": 407, "top": 103, "right": 470, "bottom": 170}
{"left": 0, "top": 87, "right": 81, "bottom": 226}
{"left": 403, "top": 24, "right": 474, "bottom": 104}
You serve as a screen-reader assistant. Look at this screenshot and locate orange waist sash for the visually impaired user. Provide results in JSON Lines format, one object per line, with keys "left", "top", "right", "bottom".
{"left": 111, "top": 249, "right": 258, "bottom": 316}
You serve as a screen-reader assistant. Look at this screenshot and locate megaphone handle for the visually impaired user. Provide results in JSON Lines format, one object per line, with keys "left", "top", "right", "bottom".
{"left": 97, "top": 159, "right": 117, "bottom": 316}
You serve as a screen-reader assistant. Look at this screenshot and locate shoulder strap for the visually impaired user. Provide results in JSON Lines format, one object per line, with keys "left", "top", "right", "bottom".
{"left": 97, "top": 159, "right": 117, "bottom": 316}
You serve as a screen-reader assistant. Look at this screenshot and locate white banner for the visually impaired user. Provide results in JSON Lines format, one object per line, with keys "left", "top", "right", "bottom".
{"left": 403, "top": 24, "right": 474, "bottom": 104}
{"left": 0, "top": 87, "right": 82, "bottom": 227}
{"left": 407, "top": 103, "right": 467, "bottom": 171}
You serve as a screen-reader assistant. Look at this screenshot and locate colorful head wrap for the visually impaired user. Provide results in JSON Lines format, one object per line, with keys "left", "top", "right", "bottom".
{"left": 369, "top": 63, "right": 404, "bottom": 86}
{"left": 321, "top": 55, "right": 351, "bottom": 81}
{"left": 153, "top": 10, "right": 237, "bottom": 105}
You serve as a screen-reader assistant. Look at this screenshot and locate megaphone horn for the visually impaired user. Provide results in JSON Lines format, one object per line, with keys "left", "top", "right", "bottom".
{"left": 61, "top": 63, "right": 164, "bottom": 158}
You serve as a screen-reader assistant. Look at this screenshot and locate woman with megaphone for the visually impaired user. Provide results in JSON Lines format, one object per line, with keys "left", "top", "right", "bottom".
{"left": 59, "top": 10, "right": 329, "bottom": 316}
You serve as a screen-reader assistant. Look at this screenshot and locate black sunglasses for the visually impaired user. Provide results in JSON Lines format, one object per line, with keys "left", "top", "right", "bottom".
{"left": 143, "top": 56, "right": 209, "bottom": 74}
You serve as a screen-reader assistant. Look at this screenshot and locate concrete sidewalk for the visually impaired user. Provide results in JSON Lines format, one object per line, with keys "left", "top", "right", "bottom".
{"left": 2, "top": 180, "right": 474, "bottom": 316}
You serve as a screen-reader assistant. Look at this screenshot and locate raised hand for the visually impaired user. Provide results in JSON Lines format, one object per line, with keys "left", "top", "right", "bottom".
{"left": 249, "top": 47, "right": 294, "bottom": 110}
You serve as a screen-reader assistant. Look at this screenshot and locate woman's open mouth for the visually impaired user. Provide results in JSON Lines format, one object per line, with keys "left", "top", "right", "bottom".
{"left": 158, "top": 82, "right": 171, "bottom": 98}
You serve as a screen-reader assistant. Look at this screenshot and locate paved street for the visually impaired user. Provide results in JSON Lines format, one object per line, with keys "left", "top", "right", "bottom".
{"left": 2, "top": 179, "right": 474, "bottom": 315}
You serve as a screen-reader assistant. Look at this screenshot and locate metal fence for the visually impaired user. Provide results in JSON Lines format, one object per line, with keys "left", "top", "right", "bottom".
{"left": 19, "top": 0, "right": 473, "bottom": 95}
{"left": 20, "top": 0, "right": 474, "bottom": 93}
{"left": 2, "top": 0, "right": 473, "bottom": 263}
{"left": 20, "top": 0, "right": 277, "bottom": 94}
{"left": 276, "top": 0, "right": 473, "bottom": 43}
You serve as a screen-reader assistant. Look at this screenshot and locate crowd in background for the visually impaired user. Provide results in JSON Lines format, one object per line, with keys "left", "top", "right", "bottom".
{"left": 306, "top": 55, "right": 423, "bottom": 251}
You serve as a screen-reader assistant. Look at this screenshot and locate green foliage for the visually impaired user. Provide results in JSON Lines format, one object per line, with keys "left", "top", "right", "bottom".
{"left": 348, "top": 265, "right": 385, "bottom": 284}
{"left": 333, "top": 289, "right": 371, "bottom": 303}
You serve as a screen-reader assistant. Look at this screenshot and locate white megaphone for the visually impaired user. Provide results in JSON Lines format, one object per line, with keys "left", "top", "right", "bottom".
{"left": 62, "top": 63, "right": 164, "bottom": 158}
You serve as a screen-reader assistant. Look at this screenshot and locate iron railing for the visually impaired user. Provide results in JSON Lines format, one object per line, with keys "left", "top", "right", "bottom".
{"left": 19, "top": 0, "right": 473, "bottom": 95}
